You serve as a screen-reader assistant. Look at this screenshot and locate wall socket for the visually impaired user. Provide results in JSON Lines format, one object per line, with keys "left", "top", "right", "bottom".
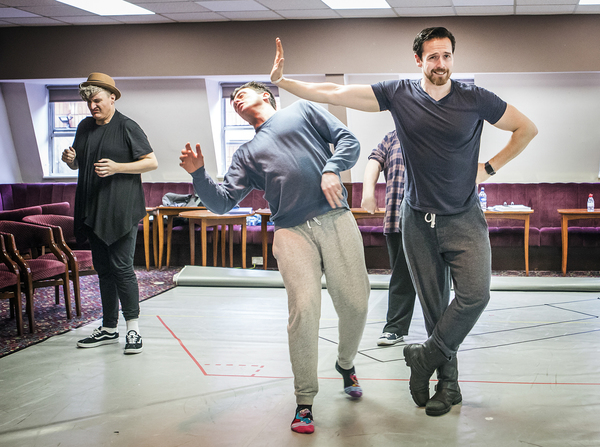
{"left": 251, "top": 256, "right": 264, "bottom": 266}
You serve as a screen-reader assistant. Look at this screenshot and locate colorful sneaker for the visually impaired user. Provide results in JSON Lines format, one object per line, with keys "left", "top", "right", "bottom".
{"left": 377, "top": 332, "right": 404, "bottom": 346}
{"left": 291, "top": 408, "right": 314, "bottom": 434}
{"left": 77, "top": 327, "right": 118, "bottom": 348}
{"left": 335, "top": 361, "right": 363, "bottom": 398}
{"left": 124, "top": 330, "right": 143, "bottom": 354}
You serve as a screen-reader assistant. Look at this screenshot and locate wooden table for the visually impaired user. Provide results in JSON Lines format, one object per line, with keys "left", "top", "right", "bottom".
{"left": 179, "top": 210, "right": 253, "bottom": 268}
{"left": 350, "top": 208, "right": 385, "bottom": 221}
{"left": 255, "top": 208, "right": 272, "bottom": 270}
{"left": 557, "top": 209, "right": 600, "bottom": 276}
{"left": 151, "top": 206, "right": 206, "bottom": 268}
{"left": 484, "top": 209, "right": 534, "bottom": 276}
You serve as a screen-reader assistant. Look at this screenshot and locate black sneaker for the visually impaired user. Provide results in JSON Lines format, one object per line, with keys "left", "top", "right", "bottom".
{"left": 124, "top": 330, "right": 143, "bottom": 354}
{"left": 77, "top": 327, "right": 119, "bottom": 348}
{"left": 377, "top": 332, "right": 404, "bottom": 346}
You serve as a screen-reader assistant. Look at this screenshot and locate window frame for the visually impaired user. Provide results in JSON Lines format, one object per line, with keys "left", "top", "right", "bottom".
{"left": 47, "top": 86, "right": 89, "bottom": 178}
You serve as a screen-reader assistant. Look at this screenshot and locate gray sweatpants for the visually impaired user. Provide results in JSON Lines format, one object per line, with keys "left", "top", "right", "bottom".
{"left": 401, "top": 201, "right": 491, "bottom": 359}
{"left": 272, "top": 208, "right": 370, "bottom": 405}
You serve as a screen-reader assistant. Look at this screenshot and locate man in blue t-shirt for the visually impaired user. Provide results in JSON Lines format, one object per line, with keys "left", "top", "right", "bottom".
{"left": 270, "top": 27, "right": 537, "bottom": 416}
{"left": 179, "top": 82, "right": 370, "bottom": 434}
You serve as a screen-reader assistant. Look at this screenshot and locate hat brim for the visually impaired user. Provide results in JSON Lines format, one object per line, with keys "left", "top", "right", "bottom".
{"left": 79, "top": 81, "right": 121, "bottom": 100}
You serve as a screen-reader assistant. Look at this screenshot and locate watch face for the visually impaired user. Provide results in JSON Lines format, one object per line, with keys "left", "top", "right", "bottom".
{"left": 485, "top": 162, "right": 495, "bottom": 175}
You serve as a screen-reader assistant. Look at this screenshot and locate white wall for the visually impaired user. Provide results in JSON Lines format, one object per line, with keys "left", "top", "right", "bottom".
{"left": 0, "top": 88, "right": 21, "bottom": 183}
{"left": 477, "top": 72, "right": 600, "bottom": 183}
{"left": 345, "top": 72, "right": 600, "bottom": 184}
{"left": 1, "top": 71, "right": 599, "bottom": 185}
{"left": 115, "top": 78, "right": 217, "bottom": 182}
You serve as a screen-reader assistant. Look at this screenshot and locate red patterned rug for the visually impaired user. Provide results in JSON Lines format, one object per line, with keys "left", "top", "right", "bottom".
{"left": 0, "top": 267, "right": 181, "bottom": 358}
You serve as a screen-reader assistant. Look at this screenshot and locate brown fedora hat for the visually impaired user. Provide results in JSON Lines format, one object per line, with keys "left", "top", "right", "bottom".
{"left": 80, "top": 72, "right": 121, "bottom": 99}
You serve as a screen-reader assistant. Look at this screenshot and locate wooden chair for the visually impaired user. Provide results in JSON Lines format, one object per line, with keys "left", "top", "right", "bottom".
{"left": 0, "top": 234, "right": 23, "bottom": 335}
{"left": 0, "top": 222, "right": 71, "bottom": 333}
{"left": 23, "top": 214, "right": 95, "bottom": 317}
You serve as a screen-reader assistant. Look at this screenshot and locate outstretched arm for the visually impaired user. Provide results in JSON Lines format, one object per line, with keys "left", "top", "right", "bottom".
{"left": 476, "top": 104, "right": 538, "bottom": 184}
{"left": 271, "top": 37, "right": 380, "bottom": 112}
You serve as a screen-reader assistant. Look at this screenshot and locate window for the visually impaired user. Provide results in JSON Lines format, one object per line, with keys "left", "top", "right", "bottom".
{"left": 220, "top": 83, "right": 279, "bottom": 176}
{"left": 48, "top": 86, "right": 90, "bottom": 176}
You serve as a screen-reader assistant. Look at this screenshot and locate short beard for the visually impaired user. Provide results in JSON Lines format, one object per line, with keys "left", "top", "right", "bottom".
{"left": 426, "top": 70, "right": 450, "bottom": 86}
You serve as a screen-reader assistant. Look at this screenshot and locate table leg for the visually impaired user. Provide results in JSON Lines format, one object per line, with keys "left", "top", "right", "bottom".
{"left": 201, "top": 220, "right": 208, "bottom": 267}
{"left": 143, "top": 213, "right": 150, "bottom": 271}
{"left": 221, "top": 225, "right": 227, "bottom": 267}
{"left": 152, "top": 217, "right": 158, "bottom": 267}
{"left": 158, "top": 212, "right": 165, "bottom": 268}
{"left": 242, "top": 221, "right": 247, "bottom": 269}
{"left": 228, "top": 225, "right": 234, "bottom": 268}
{"left": 524, "top": 216, "right": 530, "bottom": 276}
{"left": 261, "top": 217, "right": 268, "bottom": 270}
{"left": 189, "top": 219, "right": 196, "bottom": 266}
{"left": 213, "top": 225, "right": 220, "bottom": 267}
{"left": 166, "top": 216, "right": 174, "bottom": 268}
{"left": 561, "top": 215, "right": 569, "bottom": 276}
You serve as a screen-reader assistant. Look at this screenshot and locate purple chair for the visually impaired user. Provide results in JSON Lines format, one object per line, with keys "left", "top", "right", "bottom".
{"left": 0, "top": 222, "right": 71, "bottom": 333}
{"left": 0, "top": 205, "right": 43, "bottom": 222}
{"left": 23, "top": 214, "right": 95, "bottom": 317}
{"left": 0, "top": 234, "right": 23, "bottom": 335}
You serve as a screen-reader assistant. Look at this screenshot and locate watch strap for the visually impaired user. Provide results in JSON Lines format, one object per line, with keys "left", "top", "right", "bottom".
{"left": 485, "top": 161, "right": 496, "bottom": 176}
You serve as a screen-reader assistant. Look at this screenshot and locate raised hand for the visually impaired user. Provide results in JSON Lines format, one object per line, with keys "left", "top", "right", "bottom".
{"left": 179, "top": 142, "right": 205, "bottom": 174}
{"left": 270, "top": 37, "right": 285, "bottom": 84}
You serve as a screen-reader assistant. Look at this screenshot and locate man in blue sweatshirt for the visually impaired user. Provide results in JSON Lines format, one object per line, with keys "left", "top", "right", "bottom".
{"left": 179, "top": 82, "right": 370, "bottom": 434}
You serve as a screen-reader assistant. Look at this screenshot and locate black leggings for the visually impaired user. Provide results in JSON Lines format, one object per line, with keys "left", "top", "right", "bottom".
{"left": 86, "top": 225, "right": 140, "bottom": 328}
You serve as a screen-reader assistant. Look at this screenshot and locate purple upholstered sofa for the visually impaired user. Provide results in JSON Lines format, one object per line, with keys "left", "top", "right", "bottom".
{"left": 3, "top": 182, "right": 600, "bottom": 270}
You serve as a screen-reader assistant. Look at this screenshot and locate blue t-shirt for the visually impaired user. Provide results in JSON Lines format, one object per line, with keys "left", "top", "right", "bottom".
{"left": 191, "top": 100, "right": 360, "bottom": 228}
{"left": 372, "top": 79, "right": 507, "bottom": 215}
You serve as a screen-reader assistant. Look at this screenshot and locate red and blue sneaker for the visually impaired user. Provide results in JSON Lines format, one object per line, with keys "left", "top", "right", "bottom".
{"left": 291, "top": 407, "right": 314, "bottom": 434}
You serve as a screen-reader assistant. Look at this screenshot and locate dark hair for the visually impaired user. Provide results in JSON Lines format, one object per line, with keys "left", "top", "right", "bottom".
{"left": 230, "top": 81, "right": 277, "bottom": 110}
{"left": 412, "top": 27, "right": 456, "bottom": 59}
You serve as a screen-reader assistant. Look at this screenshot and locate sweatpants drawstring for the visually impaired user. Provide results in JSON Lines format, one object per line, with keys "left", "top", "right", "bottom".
{"left": 425, "top": 213, "right": 436, "bottom": 229}
{"left": 306, "top": 217, "right": 322, "bottom": 229}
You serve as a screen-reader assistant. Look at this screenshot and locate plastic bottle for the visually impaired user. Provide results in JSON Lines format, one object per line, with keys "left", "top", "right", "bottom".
{"left": 587, "top": 194, "right": 594, "bottom": 212}
{"left": 479, "top": 187, "right": 487, "bottom": 211}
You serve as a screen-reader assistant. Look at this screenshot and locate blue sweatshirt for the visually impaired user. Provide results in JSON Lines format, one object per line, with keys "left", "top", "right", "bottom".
{"left": 191, "top": 100, "right": 360, "bottom": 228}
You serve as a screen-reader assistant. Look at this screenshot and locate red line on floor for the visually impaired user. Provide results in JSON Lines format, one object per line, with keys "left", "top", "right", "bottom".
{"left": 157, "top": 316, "right": 600, "bottom": 386}
{"left": 157, "top": 315, "right": 208, "bottom": 376}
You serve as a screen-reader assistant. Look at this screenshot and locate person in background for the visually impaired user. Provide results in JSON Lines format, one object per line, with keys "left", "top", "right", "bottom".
{"left": 179, "top": 81, "right": 370, "bottom": 434}
{"left": 362, "top": 130, "right": 421, "bottom": 347}
{"left": 62, "top": 72, "right": 158, "bottom": 355}
{"left": 270, "top": 26, "right": 537, "bottom": 416}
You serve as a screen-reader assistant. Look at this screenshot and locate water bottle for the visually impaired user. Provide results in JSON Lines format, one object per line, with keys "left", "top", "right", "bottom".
{"left": 587, "top": 194, "right": 594, "bottom": 212}
{"left": 479, "top": 187, "right": 487, "bottom": 211}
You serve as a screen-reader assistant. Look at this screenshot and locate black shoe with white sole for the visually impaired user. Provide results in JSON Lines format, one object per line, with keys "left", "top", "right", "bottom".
{"left": 77, "top": 327, "right": 119, "bottom": 348}
{"left": 124, "top": 330, "right": 143, "bottom": 354}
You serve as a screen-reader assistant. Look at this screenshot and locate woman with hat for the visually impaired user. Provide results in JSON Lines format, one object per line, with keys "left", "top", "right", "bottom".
{"left": 62, "top": 72, "right": 158, "bottom": 355}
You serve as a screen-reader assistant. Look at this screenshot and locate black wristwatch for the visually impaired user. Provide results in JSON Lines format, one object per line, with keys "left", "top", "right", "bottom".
{"left": 485, "top": 161, "right": 496, "bottom": 176}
